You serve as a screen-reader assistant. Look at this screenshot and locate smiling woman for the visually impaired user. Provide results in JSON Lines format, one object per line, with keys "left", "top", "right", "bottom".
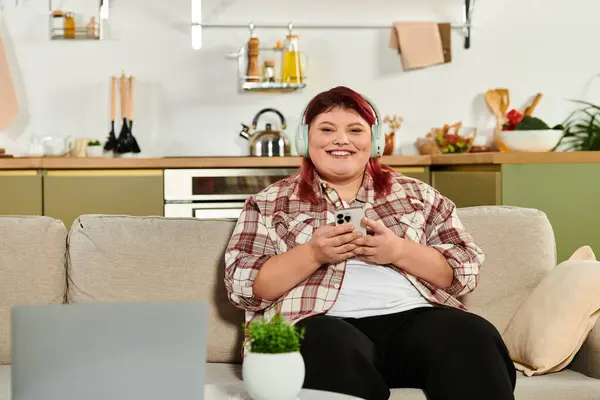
{"left": 298, "top": 87, "right": 393, "bottom": 204}
{"left": 224, "top": 86, "right": 517, "bottom": 400}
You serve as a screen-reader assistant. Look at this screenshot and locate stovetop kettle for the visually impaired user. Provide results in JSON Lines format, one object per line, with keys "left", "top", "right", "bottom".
{"left": 240, "top": 108, "right": 291, "bottom": 157}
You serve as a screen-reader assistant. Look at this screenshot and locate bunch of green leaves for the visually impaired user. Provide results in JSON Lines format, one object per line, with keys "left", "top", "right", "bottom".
{"left": 244, "top": 314, "right": 305, "bottom": 354}
{"left": 514, "top": 116, "right": 563, "bottom": 131}
{"left": 555, "top": 100, "right": 600, "bottom": 151}
{"left": 514, "top": 116, "right": 551, "bottom": 130}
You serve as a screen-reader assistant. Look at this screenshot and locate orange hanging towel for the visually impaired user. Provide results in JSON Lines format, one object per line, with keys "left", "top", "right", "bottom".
{"left": 389, "top": 22, "right": 448, "bottom": 71}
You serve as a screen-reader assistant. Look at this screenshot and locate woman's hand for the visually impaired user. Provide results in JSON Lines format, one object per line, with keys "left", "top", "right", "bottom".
{"left": 307, "top": 223, "right": 363, "bottom": 265}
{"left": 352, "top": 217, "right": 403, "bottom": 265}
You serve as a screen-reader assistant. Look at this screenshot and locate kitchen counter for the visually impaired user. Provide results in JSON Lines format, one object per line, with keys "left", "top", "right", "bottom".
{"left": 1, "top": 152, "right": 600, "bottom": 170}
{"left": 430, "top": 151, "right": 600, "bottom": 165}
{"left": 0, "top": 155, "right": 431, "bottom": 169}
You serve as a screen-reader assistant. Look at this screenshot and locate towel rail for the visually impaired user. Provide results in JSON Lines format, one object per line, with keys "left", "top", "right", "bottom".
{"left": 192, "top": 22, "right": 467, "bottom": 30}
{"left": 190, "top": 0, "right": 476, "bottom": 50}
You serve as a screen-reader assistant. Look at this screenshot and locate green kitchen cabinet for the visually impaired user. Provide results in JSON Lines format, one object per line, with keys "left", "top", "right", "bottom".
{"left": 431, "top": 168, "right": 502, "bottom": 208}
{"left": 502, "top": 163, "right": 600, "bottom": 263}
{"left": 43, "top": 170, "right": 164, "bottom": 229}
{"left": 0, "top": 171, "right": 43, "bottom": 216}
{"left": 395, "top": 167, "right": 431, "bottom": 185}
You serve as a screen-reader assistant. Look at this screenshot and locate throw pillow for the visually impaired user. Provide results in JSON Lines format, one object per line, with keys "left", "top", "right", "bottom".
{"left": 502, "top": 245, "right": 600, "bottom": 376}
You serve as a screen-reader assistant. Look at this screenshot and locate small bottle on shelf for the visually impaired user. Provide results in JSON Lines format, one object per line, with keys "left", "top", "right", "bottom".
{"left": 281, "top": 34, "right": 303, "bottom": 84}
{"left": 64, "top": 12, "right": 75, "bottom": 38}
{"left": 51, "top": 10, "right": 65, "bottom": 38}
{"left": 87, "top": 17, "right": 98, "bottom": 39}
{"left": 262, "top": 60, "right": 276, "bottom": 83}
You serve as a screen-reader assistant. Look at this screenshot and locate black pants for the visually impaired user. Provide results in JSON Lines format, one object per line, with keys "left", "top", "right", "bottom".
{"left": 296, "top": 306, "right": 517, "bottom": 400}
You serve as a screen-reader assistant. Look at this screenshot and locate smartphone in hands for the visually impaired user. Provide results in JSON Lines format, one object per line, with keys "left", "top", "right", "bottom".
{"left": 335, "top": 207, "right": 367, "bottom": 235}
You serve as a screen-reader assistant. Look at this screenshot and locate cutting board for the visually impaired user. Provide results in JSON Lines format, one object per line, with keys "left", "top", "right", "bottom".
{"left": 0, "top": 33, "right": 19, "bottom": 130}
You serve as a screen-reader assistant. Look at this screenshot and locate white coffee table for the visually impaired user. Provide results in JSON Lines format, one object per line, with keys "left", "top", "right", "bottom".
{"left": 206, "top": 383, "right": 363, "bottom": 399}
{"left": 0, "top": 369, "right": 363, "bottom": 400}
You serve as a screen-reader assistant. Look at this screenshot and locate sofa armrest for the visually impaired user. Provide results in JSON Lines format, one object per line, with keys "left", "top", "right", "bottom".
{"left": 570, "top": 319, "right": 600, "bottom": 378}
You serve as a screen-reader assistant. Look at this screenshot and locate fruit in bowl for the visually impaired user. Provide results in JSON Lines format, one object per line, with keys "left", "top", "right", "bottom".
{"left": 431, "top": 122, "right": 476, "bottom": 154}
{"left": 500, "top": 109, "right": 564, "bottom": 152}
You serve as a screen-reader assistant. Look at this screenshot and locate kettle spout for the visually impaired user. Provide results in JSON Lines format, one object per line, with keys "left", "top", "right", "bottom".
{"left": 239, "top": 123, "right": 251, "bottom": 140}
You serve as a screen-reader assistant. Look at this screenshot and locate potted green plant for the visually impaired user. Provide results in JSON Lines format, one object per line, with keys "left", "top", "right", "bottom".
{"left": 242, "top": 313, "right": 305, "bottom": 400}
{"left": 554, "top": 100, "right": 600, "bottom": 151}
{"left": 86, "top": 140, "right": 103, "bottom": 157}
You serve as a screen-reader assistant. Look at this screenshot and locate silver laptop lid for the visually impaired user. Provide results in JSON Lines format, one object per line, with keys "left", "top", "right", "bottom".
{"left": 11, "top": 301, "right": 208, "bottom": 400}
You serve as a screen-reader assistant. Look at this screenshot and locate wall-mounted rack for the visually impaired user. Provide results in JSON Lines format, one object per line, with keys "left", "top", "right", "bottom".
{"left": 190, "top": 0, "right": 476, "bottom": 50}
{"left": 47, "top": 0, "right": 109, "bottom": 40}
{"left": 227, "top": 23, "right": 309, "bottom": 93}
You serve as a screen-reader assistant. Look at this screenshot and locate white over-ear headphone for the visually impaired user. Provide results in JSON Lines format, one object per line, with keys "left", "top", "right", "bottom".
{"left": 295, "top": 94, "right": 386, "bottom": 158}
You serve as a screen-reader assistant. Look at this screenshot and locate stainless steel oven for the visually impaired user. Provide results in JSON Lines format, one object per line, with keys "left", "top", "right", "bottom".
{"left": 163, "top": 168, "right": 298, "bottom": 220}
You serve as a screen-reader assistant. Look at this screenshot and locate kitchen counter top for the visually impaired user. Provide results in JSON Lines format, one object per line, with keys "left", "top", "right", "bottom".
{"left": 430, "top": 151, "right": 600, "bottom": 165}
{"left": 1, "top": 152, "right": 600, "bottom": 170}
{"left": 0, "top": 155, "right": 431, "bottom": 170}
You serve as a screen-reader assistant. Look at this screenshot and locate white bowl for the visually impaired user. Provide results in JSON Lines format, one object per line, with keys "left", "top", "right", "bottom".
{"left": 499, "top": 129, "right": 563, "bottom": 152}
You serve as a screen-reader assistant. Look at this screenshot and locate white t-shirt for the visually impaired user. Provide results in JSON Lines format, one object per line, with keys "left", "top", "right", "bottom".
{"left": 326, "top": 200, "right": 433, "bottom": 319}
{"left": 326, "top": 258, "right": 433, "bottom": 319}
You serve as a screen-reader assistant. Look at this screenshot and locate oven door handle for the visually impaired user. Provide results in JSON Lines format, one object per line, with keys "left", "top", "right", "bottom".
{"left": 192, "top": 208, "right": 242, "bottom": 221}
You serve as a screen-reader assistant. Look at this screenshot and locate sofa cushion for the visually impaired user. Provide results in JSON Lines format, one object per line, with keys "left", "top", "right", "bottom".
{"left": 512, "top": 369, "right": 600, "bottom": 400}
{"left": 456, "top": 206, "right": 556, "bottom": 334}
{"left": 202, "top": 365, "right": 600, "bottom": 400}
{"left": 66, "top": 215, "right": 244, "bottom": 364}
{"left": 2, "top": 364, "right": 600, "bottom": 400}
{"left": 0, "top": 216, "right": 67, "bottom": 365}
{"left": 503, "top": 246, "right": 600, "bottom": 376}
{"left": 179, "top": 364, "right": 600, "bottom": 400}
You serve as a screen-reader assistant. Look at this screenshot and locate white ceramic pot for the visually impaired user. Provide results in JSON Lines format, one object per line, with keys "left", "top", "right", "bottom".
{"left": 499, "top": 129, "right": 563, "bottom": 152}
{"left": 242, "top": 352, "right": 305, "bottom": 400}
{"left": 86, "top": 146, "right": 104, "bottom": 157}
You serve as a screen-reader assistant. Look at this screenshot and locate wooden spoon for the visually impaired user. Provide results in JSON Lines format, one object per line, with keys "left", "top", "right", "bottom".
{"left": 523, "top": 93, "right": 543, "bottom": 117}
{"left": 485, "top": 90, "right": 502, "bottom": 131}
{"left": 127, "top": 75, "right": 141, "bottom": 153}
{"left": 115, "top": 72, "right": 130, "bottom": 153}
{"left": 496, "top": 88, "right": 510, "bottom": 118}
{"left": 104, "top": 76, "right": 118, "bottom": 151}
{"left": 485, "top": 89, "right": 511, "bottom": 152}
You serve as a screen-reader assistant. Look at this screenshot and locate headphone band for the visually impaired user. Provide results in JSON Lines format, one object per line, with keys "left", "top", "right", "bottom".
{"left": 298, "top": 95, "right": 381, "bottom": 129}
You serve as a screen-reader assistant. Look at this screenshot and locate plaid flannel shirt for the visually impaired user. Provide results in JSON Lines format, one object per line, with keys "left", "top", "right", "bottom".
{"left": 224, "top": 168, "right": 484, "bottom": 327}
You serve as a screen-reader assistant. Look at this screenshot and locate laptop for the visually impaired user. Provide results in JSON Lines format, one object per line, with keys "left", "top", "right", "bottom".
{"left": 11, "top": 301, "right": 208, "bottom": 400}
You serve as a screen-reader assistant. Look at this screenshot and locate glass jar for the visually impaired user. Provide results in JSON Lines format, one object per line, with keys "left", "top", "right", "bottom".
{"left": 64, "top": 12, "right": 76, "bottom": 38}
{"left": 262, "top": 60, "right": 276, "bottom": 83}
{"left": 281, "top": 35, "right": 303, "bottom": 84}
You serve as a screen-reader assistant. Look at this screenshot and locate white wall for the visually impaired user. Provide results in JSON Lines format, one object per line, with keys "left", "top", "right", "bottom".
{"left": 0, "top": 0, "right": 598, "bottom": 157}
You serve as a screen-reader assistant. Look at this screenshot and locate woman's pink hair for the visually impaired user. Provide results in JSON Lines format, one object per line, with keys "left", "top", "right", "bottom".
{"left": 298, "top": 86, "right": 394, "bottom": 203}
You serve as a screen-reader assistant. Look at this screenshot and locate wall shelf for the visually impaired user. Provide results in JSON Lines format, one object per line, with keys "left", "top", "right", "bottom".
{"left": 48, "top": 0, "right": 109, "bottom": 41}
{"left": 227, "top": 40, "right": 308, "bottom": 94}
{"left": 241, "top": 82, "right": 306, "bottom": 93}
{"left": 190, "top": 0, "right": 476, "bottom": 50}
{"left": 50, "top": 28, "right": 100, "bottom": 40}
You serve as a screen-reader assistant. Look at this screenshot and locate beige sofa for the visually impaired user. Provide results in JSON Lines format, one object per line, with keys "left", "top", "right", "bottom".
{"left": 1, "top": 206, "right": 600, "bottom": 399}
